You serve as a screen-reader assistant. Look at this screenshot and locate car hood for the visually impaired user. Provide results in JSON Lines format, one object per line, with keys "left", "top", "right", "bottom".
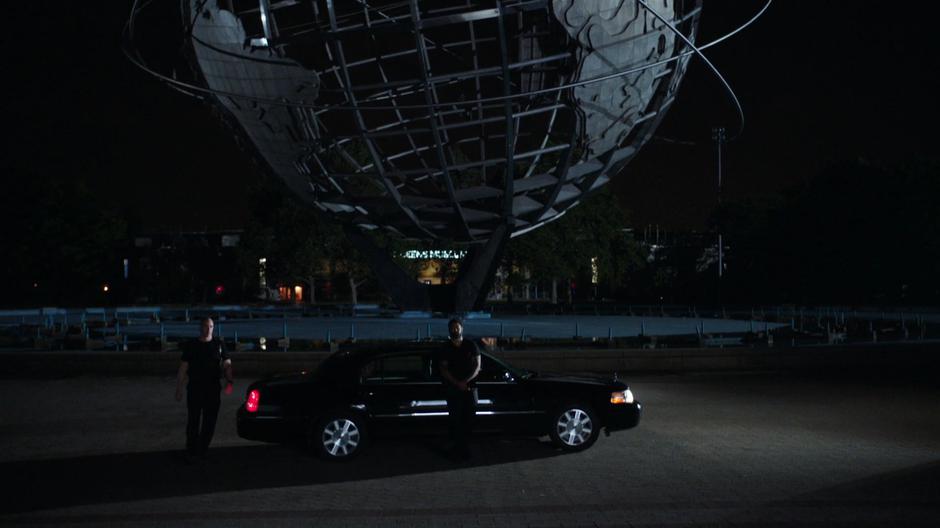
{"left": 524, "top": 372, "right": 627, "bottom": 390}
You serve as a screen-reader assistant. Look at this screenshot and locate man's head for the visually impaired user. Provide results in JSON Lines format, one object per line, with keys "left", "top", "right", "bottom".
{"left": 448, "top": 318, "right": 463, "bottom": 341}
{"left": 200, "top": 317, "right": 215, "bottom": 340}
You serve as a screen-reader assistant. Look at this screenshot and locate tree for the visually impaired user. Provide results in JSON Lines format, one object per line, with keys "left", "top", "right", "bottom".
{"left": 236, "top": 177, "right": 384, "bottom": 305}
{"left": 504, "top": 188, "right": 646, "bottom": 303}
{"left": 709, "top": 158, "right": 940, "bottom": 305}
{"left": 236, "top": 180, "right": 331, "bottom": 303}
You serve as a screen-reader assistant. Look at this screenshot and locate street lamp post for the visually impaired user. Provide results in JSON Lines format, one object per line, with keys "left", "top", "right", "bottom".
{"left": 712, "top": 126, "right": 726, "bottom": 305}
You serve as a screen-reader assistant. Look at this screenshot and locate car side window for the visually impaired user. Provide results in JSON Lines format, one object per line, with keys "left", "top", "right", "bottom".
{"left": 476, "top": 354, "right": 511, "bottom": 383}
{"left": 361, "top": 354, "right": 429, "bottom": 384}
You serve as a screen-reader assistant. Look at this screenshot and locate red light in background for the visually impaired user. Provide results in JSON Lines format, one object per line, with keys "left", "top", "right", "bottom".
{"left": 215, "top": 285, "right": 225, "bottom": 296}
{"left": 246, "top": 390, "right": 260, "bottom": 412}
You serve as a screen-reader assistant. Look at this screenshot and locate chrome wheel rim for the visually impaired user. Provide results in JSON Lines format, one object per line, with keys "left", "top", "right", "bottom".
{"left": 321, "top": 418, "right": 360, "bottom": 457}
{"left": 556, "top": 408, "right": 593, "bottom": 446}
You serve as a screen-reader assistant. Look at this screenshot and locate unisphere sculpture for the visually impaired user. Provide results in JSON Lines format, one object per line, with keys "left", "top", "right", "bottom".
{"left": 126, "top": 0, "right": 704, "bottom": 312}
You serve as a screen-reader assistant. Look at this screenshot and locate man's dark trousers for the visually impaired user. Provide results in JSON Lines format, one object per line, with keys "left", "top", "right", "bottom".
{"left": 186, "top": 383, "right": 221, "bottom": 456}
{"left": 446, "top": 388, "right": 475, "bottom": 455}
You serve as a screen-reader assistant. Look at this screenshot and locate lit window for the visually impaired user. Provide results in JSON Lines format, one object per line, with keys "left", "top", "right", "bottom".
{"left": 258, "top": 258, "right": 267, "bottom": 289}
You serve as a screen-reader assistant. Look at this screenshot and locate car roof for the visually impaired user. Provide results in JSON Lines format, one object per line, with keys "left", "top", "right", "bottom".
{"left": 325, "top": 344, "right": 440, "bottom": 364}
{"left": 325, "top": 340, "right": 500, "bottom": 364}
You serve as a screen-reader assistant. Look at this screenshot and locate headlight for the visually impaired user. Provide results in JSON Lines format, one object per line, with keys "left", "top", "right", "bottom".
{"left": 610, "top": 389, "right": 634, "bottom": 405}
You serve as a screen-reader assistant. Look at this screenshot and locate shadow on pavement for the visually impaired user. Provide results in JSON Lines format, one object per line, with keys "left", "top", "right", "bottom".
{"left": 1, "top": 436, "right": 561, "bottom": 514}
{"left": 790, "top": 459, "right": 940, "bottom": 504}
{"left": 724, "top": 460, "right": 940, "bottom": 526}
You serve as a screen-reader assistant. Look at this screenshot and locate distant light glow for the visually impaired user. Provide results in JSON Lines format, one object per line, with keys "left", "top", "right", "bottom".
{"left": 215, "top": 284, "right": 225, "bottom": 296}
{"left": 103, "top": 284, "right": 110, "bottom": 292}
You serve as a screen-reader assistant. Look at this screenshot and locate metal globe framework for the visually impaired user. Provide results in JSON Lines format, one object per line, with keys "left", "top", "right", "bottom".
{"left": 125, "top": 0, "right": 768, "bottom": 311}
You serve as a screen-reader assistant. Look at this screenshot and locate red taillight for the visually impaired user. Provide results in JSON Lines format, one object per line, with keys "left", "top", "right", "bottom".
{"left": 245, "top": 390, "right": 260, "bottom": 413}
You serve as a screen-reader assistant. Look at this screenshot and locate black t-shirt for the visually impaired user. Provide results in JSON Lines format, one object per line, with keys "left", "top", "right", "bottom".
{"left": 437, "top": 339, "right": 480, "bottom": 384}
{"left": 181, "top": 338, "right": 229, "bottom": 386}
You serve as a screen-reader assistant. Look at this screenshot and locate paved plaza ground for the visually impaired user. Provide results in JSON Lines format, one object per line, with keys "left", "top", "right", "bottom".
{"left": 1, "top": 370, "right": 937, "bottom": 527}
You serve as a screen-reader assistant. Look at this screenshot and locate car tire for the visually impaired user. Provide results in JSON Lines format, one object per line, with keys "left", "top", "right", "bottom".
{"left": 310, "top": 413, "right": 367, "bottom": 460}
{"left": 548, "top": 402, "right": 599, "bottom": 452}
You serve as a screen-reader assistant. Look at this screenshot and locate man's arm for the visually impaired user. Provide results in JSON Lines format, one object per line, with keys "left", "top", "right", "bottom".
{"left": 438, "top": 356, "right": 479, "bottom": 391}
{"left": 439, "top": 360, "right": 462, "bottom": 388}
{"left": 175, "top": 361, "right": 188, "bottom": 401}
{"left": 463, "top": 354, "right": 481, "bottom": 384}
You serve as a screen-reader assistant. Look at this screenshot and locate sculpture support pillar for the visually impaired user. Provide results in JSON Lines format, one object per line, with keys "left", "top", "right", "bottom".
{"left": 454, "top": 223, "right": 510, "bottom": 313}
{"left": 342, "top": 226, "right": 430, "bottom": 311}
{"left": 344, "top": 224, "right": 510, "bottom": 314}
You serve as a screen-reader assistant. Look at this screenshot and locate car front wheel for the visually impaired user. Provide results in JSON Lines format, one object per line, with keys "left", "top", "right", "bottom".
{"left": 549, "top": 403, "right": 599, "bottom": 452}
{"left": 311, "top": 413, "right": 366, "bottom": 460}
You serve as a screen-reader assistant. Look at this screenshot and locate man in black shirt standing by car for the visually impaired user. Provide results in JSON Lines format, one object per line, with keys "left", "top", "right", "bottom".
{"left": 175, "top": 317, "right": 233, "bottom": 462}
{"left": 438, "top": 318, "right": 481, "bottom": 460}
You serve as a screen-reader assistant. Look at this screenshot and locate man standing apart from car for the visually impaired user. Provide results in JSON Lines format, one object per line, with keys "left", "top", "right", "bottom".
{"left": 175, "top": 317, "right": 233, "bottom": 461}
{"left": 437, "top": 318, "right": 481, "bottom": 460}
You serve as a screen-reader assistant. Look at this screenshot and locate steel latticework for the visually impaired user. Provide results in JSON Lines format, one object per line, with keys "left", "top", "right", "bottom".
{"left": 127, "top": 0, "right": 704, "bottom": 311}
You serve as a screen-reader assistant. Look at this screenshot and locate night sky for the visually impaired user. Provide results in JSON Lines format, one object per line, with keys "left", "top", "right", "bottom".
{"left": 6, "top": 1, "right": 939, "bottom": 232}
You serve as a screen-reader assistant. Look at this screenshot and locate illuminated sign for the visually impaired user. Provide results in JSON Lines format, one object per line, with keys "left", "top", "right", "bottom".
{"left": 403, "top": 250, "right": 468, "bottom": 260}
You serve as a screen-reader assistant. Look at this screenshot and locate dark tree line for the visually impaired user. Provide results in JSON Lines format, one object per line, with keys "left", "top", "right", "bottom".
{"left": 232, "top": 182, "right": 644, "bottom": 306}
{"left": 5, "top": 159, "right": 935, "bottom": 308}
{"left": 234, "top": 177, "right": 421, "bottom": 304}
{"left": 712, "top": 159, "right": 940, "bottom": 305}
{"left": 0, "top": 174, "right": 127, "bottom": 307}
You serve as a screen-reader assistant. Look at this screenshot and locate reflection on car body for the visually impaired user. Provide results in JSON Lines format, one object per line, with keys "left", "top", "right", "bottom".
{"left": 237, "top": 347, "right": 641, "bottom": 459}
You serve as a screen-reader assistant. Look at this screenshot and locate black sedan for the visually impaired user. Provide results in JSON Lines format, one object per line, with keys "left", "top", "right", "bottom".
{"left": 237, "top": 347, "right": 641, "bottom": 459}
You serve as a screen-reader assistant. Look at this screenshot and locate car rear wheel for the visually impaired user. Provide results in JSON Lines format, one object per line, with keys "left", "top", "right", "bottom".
{"left": 311, "top": 413, "right": 366, "bottom": 460}
{"left": 549, "top": 403, "right": 599, "bottom": 452}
